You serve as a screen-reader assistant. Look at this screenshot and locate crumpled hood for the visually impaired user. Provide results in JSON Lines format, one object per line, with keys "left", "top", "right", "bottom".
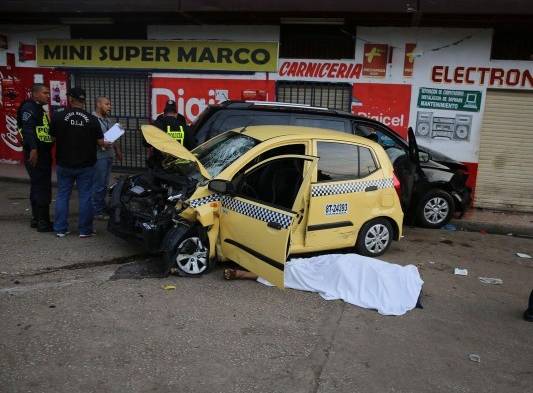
{"left": 141, "top": 125, "right": 212, "bottom": 179}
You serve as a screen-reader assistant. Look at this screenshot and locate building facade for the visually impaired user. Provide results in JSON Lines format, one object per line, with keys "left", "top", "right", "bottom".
{"left": 1, "top": 2, "right": 532, "bottom": 211}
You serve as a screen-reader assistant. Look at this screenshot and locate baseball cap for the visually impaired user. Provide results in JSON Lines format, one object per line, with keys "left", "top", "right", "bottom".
{"left": 67, "top": 87, "right": 86, "bottom": 102}
{"left": 164, "top": 99, "right": 177, "bottom": 113}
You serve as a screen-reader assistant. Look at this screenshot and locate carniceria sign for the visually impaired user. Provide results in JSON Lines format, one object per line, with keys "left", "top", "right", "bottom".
{"left": 417, "top": 87, "right": 482, "bottom": 112}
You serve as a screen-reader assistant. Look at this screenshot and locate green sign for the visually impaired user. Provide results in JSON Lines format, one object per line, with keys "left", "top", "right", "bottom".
{"left": 417, "top": 87, "right": 482, "bottom": 112}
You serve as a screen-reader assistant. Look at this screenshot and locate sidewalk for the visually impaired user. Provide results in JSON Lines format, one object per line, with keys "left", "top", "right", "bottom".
{"left": 2, "top": 163, "right": 533, "bottom": 238}
{"left": 0, "top": 162, "right": 127, "bottom": 185}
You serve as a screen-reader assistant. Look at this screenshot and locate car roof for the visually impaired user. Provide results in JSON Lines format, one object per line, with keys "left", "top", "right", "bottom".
{"left": 236, "top": 125, "right": 381, "bottom": 148}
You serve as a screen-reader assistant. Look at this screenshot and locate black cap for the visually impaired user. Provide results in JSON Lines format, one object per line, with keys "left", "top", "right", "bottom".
{"left": 67, "top": 87, "right": 86, "bottom": 102}
{"left": 164, "top": 99, "right": 177, "bottom": 114}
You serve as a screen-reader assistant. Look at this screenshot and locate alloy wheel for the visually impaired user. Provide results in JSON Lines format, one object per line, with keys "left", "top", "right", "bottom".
{"left": 423, "top": 197, "right": 449, "bottom": 225}
{"left": 175, "top": 237, "right": 208, "bottom": 275}
{"left": 364, "top": 224, "right": 390, "bottom": 254}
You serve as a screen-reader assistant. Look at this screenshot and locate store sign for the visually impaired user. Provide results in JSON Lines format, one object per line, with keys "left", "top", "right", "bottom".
{"left": 37, "top": 39, "right": 278, "bottom": 72}
{"left": 403, "top": 43, "right": 416, "bottom": 77}
{"left": 278, "top": 60, "right": 362, "bottom": 81}
{"left": 417, "top": 87, "right": 482, "bottom": 112}
{"left": 352, "top": 83, "right": 411, "bottom": 138}
{"left": 431, "top": 65, "right": 533, "bottom": 88}
{"left": 362, "top": 44, "right": 388, "bottom": 77}
{"left": 151, "top": 76, "right": 276, "bottom": 122}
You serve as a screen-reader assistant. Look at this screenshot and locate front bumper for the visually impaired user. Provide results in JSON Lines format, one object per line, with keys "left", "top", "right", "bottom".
{"left": 451, "top": 187, "right": 472, "bottom": 217}
{"left": 107, "top": 177, "right": 172, "bottom": 252}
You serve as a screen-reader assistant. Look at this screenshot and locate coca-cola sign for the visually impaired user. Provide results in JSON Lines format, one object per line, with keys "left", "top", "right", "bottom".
{"left": 1, "top": 114, "right": 22, "bottom": 152}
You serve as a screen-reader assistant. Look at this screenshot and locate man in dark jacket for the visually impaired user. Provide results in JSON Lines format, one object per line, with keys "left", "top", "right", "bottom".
{"left": 17, "top": 83, "right": 53, "bottom": 232}
{"left": 145, "top": 100, "right": 195, "bottom": 166}
{"left": 50, "top": 87, "right": 108, "bottom": 238}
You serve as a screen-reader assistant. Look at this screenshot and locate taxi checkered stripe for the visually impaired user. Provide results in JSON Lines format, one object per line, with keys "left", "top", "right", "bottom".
{"left": 189, "top": 194, "right": 221, "bottom": 208}
{"left": 222, "top": 196, "right": 293, "bottom": 229}
{"left": 311, "top": 178, "right": 394, "bottom": 198}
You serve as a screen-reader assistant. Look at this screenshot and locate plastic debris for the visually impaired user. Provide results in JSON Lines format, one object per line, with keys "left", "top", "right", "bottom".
{"left": 507, "top": 233, "right": 513, "bottom": 236}
{"left": 468, "top": 354, "right": 481, "bottom": 363}
{"left": 516, "top": 253, "right": 532, "bottom": 259}
{"left": 428, "top": 261, "right": 436, "bottom": 265}
{"left": 442, "top": 224, "right": 456, "bottom": 231}
{"left": 478, "top": 277, "right": 503, "bottom": 285}
{"left": 454, "top": 268, "right": 468, "bottom": 276}
{"left": 162, "top": 284, "right": 176, "bottom": 290}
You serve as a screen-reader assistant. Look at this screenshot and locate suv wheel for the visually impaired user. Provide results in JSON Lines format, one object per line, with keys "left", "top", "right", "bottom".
{"left": 416, "top": 189, "right": 455, "bottom": 228}
{"left": 356, "top": 218, "right": 393, "bottom": 257}
{"left": 164, "top": 227, "right": 210, "bottom": 277}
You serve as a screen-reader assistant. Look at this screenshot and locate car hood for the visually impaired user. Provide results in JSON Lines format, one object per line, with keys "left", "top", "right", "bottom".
{"left": 141, "top": 125, "right": 212, "bottom": 180}
{"left": 420, "top": 146, "right": 468, "bottom": 171}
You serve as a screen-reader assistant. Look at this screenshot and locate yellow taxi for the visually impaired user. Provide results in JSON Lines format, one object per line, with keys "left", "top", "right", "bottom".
{"left": 108, "top": 125, "right": 403, "bottom": 287}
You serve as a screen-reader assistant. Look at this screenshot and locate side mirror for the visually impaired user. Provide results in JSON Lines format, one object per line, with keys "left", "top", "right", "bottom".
{"left": 418, "top": 151, "right": 431, "bottom": 163}
{"left": 208, "top": 179, "right": 234, "bottom": 195}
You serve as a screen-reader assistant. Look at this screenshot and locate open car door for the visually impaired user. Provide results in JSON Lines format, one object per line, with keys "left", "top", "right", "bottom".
{"left": 219, "top": 155, "right": 317, "bottom": 288}
{"left": 395, "top": 127, "right": 420, "bottom": 210}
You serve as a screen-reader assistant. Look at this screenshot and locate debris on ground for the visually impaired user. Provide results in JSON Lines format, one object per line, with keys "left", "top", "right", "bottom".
{"left": 468, "top": 354, "right": 481, "bottom": 363}
{"left": 516, "top": 252, "right": 532, "bottom": 259}
{"left": 162, "top": 284, "right": 176, "bottom": 290}
{"left": 478, "top": 277, "right": 503, "bottom": 285}
{"left": 428, "top": 261, "right": 436, "bottom": 265}
{"left": 454, "top": 268, "right": 468, "bottom": 276}
{"left": 442, "top": 224, "right": 457, "bottom": 231}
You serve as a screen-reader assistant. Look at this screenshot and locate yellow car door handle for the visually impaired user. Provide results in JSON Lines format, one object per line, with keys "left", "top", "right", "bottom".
{"left": 365, "top": 186, "right": 378, "bottom": 192}
{"left": 267, "top": 221, "right": 282, "bottom": 230}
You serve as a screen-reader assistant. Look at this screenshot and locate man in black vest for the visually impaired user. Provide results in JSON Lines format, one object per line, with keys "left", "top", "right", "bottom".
{"left": 50, "top": 87, "right": 108, "bottom": 238}
{"left": 17, "top": 83, "right": 53, "bottom": 232}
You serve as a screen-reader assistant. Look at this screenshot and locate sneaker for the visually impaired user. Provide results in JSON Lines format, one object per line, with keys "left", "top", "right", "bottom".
{"left": 79, "top": 230, "right": 96, "bottom": 238}
{"left": 94, "top": 214, "right": 109, "bottom": 221}
{"left": 56, "top": 231, "right": 70, "bottom": 238}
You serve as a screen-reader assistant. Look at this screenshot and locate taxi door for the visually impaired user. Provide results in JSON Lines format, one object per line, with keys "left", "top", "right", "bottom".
{"left": 305, "top": 140, "right": 387, "bottom": 251}
{"left": 219, "top": 155, "right": 317, "bottom": 288}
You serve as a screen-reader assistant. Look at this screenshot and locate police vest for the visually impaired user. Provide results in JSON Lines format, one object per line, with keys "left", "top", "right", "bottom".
{"left": 166, "top": 125, "right": 185, "bottom": 144}
{"left": 36, "top": 113, "right": 53, "bottom": 143}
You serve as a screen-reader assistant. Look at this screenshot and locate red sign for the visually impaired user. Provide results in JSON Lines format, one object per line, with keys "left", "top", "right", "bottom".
{"left": 18, "top": 43, "right": 36, "bottom": 62}
{"left": 278, "top": 60, "right": 362, "bottom": 80}
{"left": 362, "top": 44, "right": 388, "bottom": 77}
{"left": 352, "top": 83, "right": 411, "bottom": 138}
{"left": 151, "top": 76, "right": 276, "bottom": 123}
{"left": 404, "top": 43, "right": 416, "bottom": 77}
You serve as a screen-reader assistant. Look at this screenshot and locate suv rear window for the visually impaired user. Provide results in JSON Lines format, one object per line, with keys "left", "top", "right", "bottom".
{"left": 294, "top": 117, "right": 347, "bottom": 132}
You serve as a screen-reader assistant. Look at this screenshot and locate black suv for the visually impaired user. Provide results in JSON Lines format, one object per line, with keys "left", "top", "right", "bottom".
{"left": 191, "top": 101, "right": 471, "bottom": 228}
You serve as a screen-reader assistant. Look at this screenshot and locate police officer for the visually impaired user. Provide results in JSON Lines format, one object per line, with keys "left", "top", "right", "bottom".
{"left": 17, "top": 83, "right": 53, "bottom": 232}
{"left": 145, "top": 100, "right": 195, "bottom": 165}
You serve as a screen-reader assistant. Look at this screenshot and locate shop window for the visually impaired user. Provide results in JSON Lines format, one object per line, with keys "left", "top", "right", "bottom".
{"left": 280, "top": 25, "right": 355, "bottom": 59}
{"left": 277, "top": 81, "right": 352, "bottom": 112}
{"left": 491, "top": 28, "right": 533, "bottom": 60}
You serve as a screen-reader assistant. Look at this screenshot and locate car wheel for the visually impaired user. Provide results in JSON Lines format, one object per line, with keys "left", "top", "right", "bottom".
{"left": 416, "top": 189, "right": 455, "bottom": 229}
{"left": 356, "top": 218, "right": 393, "bottom": 257}
{"left": 165, "top": 227, "right": 210, "bottom": 277}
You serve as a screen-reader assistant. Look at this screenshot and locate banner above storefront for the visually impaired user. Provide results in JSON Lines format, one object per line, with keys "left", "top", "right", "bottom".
{"left": 36, "top": 39, "right": 278, "bottom": 72}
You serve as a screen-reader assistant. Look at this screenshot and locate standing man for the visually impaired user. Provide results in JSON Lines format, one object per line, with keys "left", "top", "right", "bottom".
{"left": 50, "top": 87, "right": 107, "bottom": 238}
{"left": 17, "top": 84, "right": 53, "bottom": 232}
{"left": 92, "top": 96, "right": 122, "bottom": 220}
{"left": 145, "top": 100, "right": 194, "bottom": 165}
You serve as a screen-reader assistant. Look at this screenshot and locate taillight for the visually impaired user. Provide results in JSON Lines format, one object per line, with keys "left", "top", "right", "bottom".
{"left": 393, "top": 173, "right": 401, "bottom": 198}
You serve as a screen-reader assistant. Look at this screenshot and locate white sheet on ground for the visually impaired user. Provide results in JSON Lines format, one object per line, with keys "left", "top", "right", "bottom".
{"left": 257, "top": 254, "right": 424, "bottom": 316}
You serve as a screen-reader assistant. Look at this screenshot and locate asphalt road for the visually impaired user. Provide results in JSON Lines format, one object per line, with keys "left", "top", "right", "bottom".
{"left": 1, "top": 181, "right": 532, "bottom": 393}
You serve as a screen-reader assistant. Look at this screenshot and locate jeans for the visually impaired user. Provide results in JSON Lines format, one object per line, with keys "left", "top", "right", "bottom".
{"left": 54, "top": 165, "right": 95, "bottom": 235}
{"left": 92, "top": 157, "right": 113, "bottom": 215}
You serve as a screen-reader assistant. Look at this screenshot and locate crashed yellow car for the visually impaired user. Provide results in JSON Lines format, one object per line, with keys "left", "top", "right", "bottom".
{"left": 108, "top": 125, "right": 403, "bottom": 287}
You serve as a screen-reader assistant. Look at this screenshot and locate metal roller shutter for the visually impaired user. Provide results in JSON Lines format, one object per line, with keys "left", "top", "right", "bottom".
{"left": 276, "top": 81, "right": 352, "bottom": 112}
{"left": 475, "top": 89, "right": 533, "bottom": 211}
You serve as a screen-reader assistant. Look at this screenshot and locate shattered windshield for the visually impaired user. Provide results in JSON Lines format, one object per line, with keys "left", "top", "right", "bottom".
{"left": 193, "top": 132, "right": 259, "bottom": 177}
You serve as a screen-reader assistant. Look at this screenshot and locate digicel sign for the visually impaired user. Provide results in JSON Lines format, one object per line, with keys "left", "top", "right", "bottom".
{"left": 278, "top": 60, "right": 362, "bottom": 80}
{"left": 432, "top": 65, "right": 533, "bottom": 88}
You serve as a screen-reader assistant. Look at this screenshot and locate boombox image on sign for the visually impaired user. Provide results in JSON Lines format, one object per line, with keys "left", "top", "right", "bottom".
{"left": 415, "top": 111, "right": 472, "bottom": 142}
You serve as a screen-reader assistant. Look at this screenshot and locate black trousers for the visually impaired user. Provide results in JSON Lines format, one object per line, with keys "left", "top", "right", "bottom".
{"left": 24, "top": 148, "right": 52, "bottom": 207}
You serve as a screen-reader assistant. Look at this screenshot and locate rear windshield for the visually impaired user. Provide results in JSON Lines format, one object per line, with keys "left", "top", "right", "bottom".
{"left": 193, "top": 132, "right": 259, "bottom": 177}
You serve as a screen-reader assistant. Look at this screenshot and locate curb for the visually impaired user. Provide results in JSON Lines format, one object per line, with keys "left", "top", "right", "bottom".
{"left": 451, "top": 219, "right": 533, "bottom": 239}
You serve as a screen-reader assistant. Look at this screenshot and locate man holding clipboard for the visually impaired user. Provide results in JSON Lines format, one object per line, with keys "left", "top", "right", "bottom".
{"left": 92, "top": 96, "right": 122, "bottom": 220}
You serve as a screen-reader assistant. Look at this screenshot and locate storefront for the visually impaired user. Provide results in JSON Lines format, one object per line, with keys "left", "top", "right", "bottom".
{"left": 1, "top": 24, "right": 532, "bottom": 210}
